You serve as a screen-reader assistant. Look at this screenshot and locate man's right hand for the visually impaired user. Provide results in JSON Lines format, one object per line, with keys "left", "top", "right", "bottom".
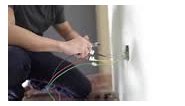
{"left": 58, "top": 36, "right": 92, "bottom": 59}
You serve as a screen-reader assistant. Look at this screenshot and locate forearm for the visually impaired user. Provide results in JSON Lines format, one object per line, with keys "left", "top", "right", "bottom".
{"left": 55, "top": 21, "right": 81, "bottom": 41}
{"left": 63, "top": 29, "right": 81, "bottom": 40}
{"left": 8, "top": 24, "right": 63, "bottom": 52}
{"left": 53, "top": 21, "right": 92, "bottom": 58}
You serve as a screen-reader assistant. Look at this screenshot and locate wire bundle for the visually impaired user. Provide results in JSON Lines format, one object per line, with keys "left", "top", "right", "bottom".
{"left": 45, "top": 53, "right": 124, "bottom": 100}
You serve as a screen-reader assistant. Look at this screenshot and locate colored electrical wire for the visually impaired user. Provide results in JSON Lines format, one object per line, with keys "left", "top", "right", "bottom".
{"left": 52, "top": 55, "right": 74, "bottom": 76}
{"left": 46, "top": 58, "right": 86, "bottom": 101}
{"left": 96, "top": 52, "right": 126, "bottom": 59}
{"left": 48, "top": 60, "right": 120, "bottom": 87}
{"left": 46, "top": 53, "right": 124, "bottom": 100}
{"left": 47, "top": 55, "right": 87, "bottom": 101}
{"left": 49, "top": 63, "right": 73, "bottom": 84}
{"left": 51, "top": 57, "right": 123, "bottom": 83}
{"left": 48, "top": 62, "right": 92, "bottom": 87}
{"left": 55, "top": 89, "right": 61, "bottom": 101}
{"left": 46, "top": 59, "right": 121, "bottom": 100}
{"left": 50, "top": 53, "right": 123, "bottom": 84}
{"left": 96, "top": 53, "right": 110, "bottom": 58}
{"left": 46, "top": 88, "right": 56, "bottom": 101}
{"left": 89, "top": 57, "right": 123, "bottom": 64}
{"left": 43, "top": 58, "right": 122, "bottom": 101}
{"left": 49, "top": 54, "right": 89, "bottom": 85}
{"left": 48, "top": 59, "right": 84, "bottom": 85}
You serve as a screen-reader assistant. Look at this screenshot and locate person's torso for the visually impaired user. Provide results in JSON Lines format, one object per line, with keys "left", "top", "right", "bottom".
{"left": 12, "top": 5, "right": 62, "bottom": 35}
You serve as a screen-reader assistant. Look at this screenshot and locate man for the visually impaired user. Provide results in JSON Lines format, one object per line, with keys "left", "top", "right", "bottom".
{"left": 8, "top": 5, "right": 92, "bottom": 101}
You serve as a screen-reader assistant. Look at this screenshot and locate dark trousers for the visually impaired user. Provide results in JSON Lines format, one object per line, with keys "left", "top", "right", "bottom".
{"left": 8, "top": 46, "right": 91, "bottom": 100}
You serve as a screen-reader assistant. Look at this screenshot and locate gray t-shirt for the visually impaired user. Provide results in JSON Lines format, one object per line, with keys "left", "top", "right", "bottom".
{"left": 9, "top": 5, "right": 65, "bottom": 35}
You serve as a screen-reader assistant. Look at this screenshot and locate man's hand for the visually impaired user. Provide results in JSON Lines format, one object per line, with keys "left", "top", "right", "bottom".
{"left": 59, "top": 35, "right": 92, "bottom": 58}
{"left": 55, "top": 21, "right": 93, "bottom": 58}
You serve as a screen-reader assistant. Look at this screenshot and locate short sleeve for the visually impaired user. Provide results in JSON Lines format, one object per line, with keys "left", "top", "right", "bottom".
{"left": 54, "top": 6, "right": 66, "bottom": 24}
{"left": 8, "top": 5, "right": 14, "bottom": 9}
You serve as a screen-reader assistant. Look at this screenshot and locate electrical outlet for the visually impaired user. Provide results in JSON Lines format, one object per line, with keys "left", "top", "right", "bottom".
{"left": 121, "top": 45, "right": 129, "bottom": 61}
{"left": 125, "top": 45, "right": 129, "bottom": 60}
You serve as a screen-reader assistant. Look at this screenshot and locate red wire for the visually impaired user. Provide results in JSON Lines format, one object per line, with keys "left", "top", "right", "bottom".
{"left": 48, "top": 59, "right": 84, "bottom": 84}
{"left": 55, "top": 89, "right": 61, "bottom": 101}
{"left": 47, "top": 57, "right": 88, "bottom": 100}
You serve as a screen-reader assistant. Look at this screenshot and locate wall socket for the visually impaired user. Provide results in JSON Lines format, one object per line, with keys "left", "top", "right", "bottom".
{"left": 122, "top": 45, "right": 129, "bottom": 61}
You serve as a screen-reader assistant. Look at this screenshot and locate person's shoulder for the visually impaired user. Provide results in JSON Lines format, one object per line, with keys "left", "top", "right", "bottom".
{"left": 8, "top": 5, "right": 14, "bottom": 9}
{"left": 54, "top": 5, "right": 64, "bottom": 11}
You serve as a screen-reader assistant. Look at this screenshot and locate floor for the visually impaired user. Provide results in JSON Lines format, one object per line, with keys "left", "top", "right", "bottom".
{"left": 23, "top": 73, "right": 119, "bottom": 101}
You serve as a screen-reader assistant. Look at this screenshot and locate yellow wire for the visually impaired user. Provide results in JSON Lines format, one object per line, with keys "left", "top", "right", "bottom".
{"left": 91, "top": 58, "right": 122, "bottom": 64}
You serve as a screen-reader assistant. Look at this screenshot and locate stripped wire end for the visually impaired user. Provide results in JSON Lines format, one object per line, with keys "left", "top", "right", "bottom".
{"left": 91, "top": 62, "right": 98, "bottom": 67}
{"left": 88, "top": 56, "right": 97, "bottom": 61}
{"left": 89, "top": 49, "right": 95, "bottom": 55}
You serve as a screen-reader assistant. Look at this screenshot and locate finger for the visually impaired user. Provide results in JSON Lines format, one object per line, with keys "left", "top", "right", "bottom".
{"left": 83, "top": 35, "right": 93, "bottom": 48}
{"left": 80, "top": 46, "right": 86, "bottom": 58}
{"left": 75, "top": 48, "right": 83, "bottom": 58}
{"left": 88, "top": 43, "right": 93, "bottom": 49}
{"left": 85, "top": 55, "right": 90, "bottom": 60}
{"left": 84, "top": 47, "right": 89, "bottom": 58}
{"left": 85, "top": 40, "right": 92, "bottom": 49}
{"left": 83, "top": 46, "right": 90, "bottom": 58}
{"left": 75, "top": 54, "right": 81, "bottom": 58}
{"left": 87, "top": 45, "right": 92, "bottom": 54}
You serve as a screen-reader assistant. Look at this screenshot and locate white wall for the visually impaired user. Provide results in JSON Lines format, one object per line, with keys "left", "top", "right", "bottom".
{"left": 110, "top": 5, "right": 185, "bottom": 101}
{"left": 110, "top": 5, "right": 145, "bottom": 101}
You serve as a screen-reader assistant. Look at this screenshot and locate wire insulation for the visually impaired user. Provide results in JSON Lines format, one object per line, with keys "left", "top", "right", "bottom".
{"left": 46, "top": 53, "right": 124, "bottom": 100}
{"left": 48, "top": 61, "right": 119, "bottom": 87}
{"left": 48, "top": 59, "right": 84, "bottom": 85}
{"left": 52, "top": 55, "right": 74, "bottom": 76}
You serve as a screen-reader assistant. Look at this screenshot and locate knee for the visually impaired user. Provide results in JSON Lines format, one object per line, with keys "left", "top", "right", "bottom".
{"left": 58, "top": 67, "right": 92, "bottom": 99}
{"left": 8, "top": 46, "right": 31, "bottom": 87}
{"left": 74, "top": 75, "right": 92, "bottom": 99}
{"left": 81, "top": 77, "right": 92, "bottom": 98}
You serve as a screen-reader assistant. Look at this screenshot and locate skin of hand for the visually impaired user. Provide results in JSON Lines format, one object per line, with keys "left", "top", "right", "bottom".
{"left": 59, "top": 35, "right": 92, "bottom": 59}
{"left": 55, "top": 22, "right": 93, "bottom": 59}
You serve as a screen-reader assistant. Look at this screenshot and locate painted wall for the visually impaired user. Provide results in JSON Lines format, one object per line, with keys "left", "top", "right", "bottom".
{"left": 110, "top": 5, "right": 145, "bottom": 100}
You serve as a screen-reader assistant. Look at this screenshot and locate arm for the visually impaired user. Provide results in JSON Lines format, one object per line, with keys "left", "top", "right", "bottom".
{"left": 54, "top": 21, "right": 93, "bottom": 58}
{"left": 8, "top": 7, "right": 92, "bottom": 58}
{"left": 8, "top": 7, "right": 62, "bottom": 52}
{"left": 54, "top": 21, "right": 81, "bottom": 41}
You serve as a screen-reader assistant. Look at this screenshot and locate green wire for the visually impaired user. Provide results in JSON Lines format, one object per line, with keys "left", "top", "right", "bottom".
{"left": 52, "top": 55, "right": 74, "bottom": 76}
{"left": 48, "top": 63, "right": 92, "bottom": 86}
{"left": 46, "top": 88, "right": 56, "bottom": 101}
{"left": 46, "top": 63, "right": 92, "bottom": 101}
{"left": 47, "top": 55, "right": 82, "bottom": 101}
{"left": 46, "top": 58, "right": 122, "bottom": 100}
{"left": 51, "top": 54, "right": 123, "bottom": 80}
{"left": 48, "top": 61, "right": 119, "bottom": 87}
